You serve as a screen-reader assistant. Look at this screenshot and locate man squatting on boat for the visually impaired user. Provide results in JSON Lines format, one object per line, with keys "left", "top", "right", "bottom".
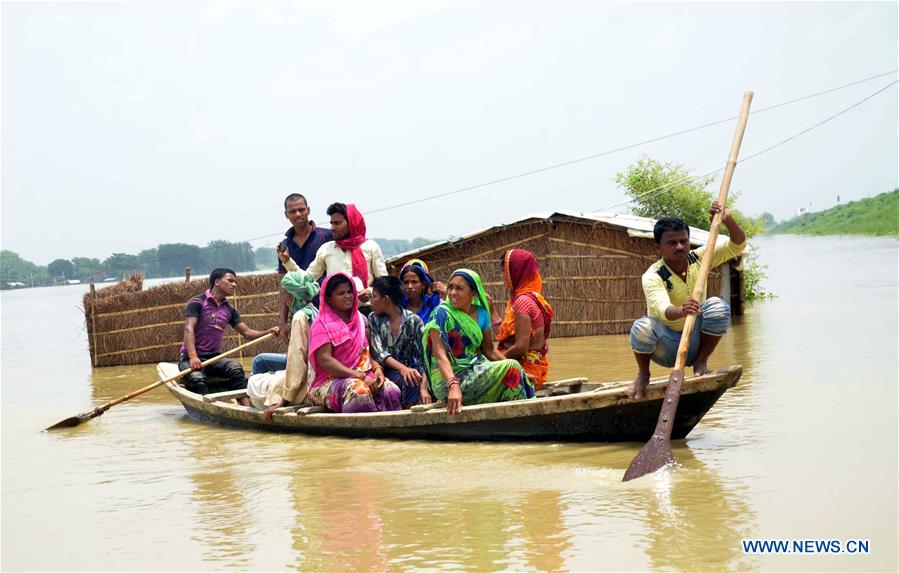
{"left": 626, "top": 201, "right": 746, "bottom": 400}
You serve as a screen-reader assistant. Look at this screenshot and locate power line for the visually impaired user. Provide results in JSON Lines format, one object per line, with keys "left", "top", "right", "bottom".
{"left": 740, "top": 80, "right": 897, "bottom": 164}
{"left": 604, "top": 79, "right": 898, "bottom": 211}
{"left": 47, "top": 70, "right": 899, "bottom": 280}
{"left": 365, "top": 69, "right": 897, "bottom": 215}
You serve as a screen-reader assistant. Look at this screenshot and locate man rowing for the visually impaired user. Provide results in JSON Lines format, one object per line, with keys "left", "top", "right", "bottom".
{"left": 180, "top": 268, "right": 279, "bottom": 406}
{"left": 627, "top": 202, "right": 746, "bottom": 400}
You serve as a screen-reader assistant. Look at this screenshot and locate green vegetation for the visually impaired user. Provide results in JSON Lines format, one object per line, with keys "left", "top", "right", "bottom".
{"left": 615, "top": 155, "right": 773, "bottom": 301}
{"left": 2, "top": 236, "right": 440, "bottom": 288}
{"left": 375, "top": 237, "right": 439, "bottom": 258}
{"left": 770, "top": 189, "right": 899, "bottom": 236}
{"left": 0, "top": 251, "right": 49, "bottom": 287}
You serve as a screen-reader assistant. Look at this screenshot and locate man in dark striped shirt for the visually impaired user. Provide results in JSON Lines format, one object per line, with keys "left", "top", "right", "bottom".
{"left": 180, "top": 268, "right": 279, "bottom": 405}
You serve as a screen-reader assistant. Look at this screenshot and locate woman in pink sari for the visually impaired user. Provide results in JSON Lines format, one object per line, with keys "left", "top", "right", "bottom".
{"left": 308, "top": 273, "right": 402, "bottom": 413}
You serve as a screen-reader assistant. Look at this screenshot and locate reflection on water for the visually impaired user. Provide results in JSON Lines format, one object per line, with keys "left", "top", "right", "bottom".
{"left": 2, "top": 235, "right": 897, "bottom": 571}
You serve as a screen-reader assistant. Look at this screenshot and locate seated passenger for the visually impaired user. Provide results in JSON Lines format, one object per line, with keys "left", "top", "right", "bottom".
{"left": 179, "top": 268, "right": 278, "bottom": 406}
{"left": 306, "top": 203, "right": 387, "bottom": 316}
{"left": 308, "top": 273, "right": 402, "bottom": 413}
{"left": 399, "top": 259, "right": 445, "bottom": 323}
{"left": 627, "top": 201, "right": 746, "bottom": 399}
{"left": 368, "top": 276, "right": 430, "bottom": 408}
{"left": 249, "top": 255, "right": 322, "bottom": 421}
{"left": 251, "top": 252, "right": 318, "bottom": 377}
{"left": 496, "top": 249, "right": 554, "bottom": 389}
{"left": 422, "top": 268, "right": 534, "bottom": 416}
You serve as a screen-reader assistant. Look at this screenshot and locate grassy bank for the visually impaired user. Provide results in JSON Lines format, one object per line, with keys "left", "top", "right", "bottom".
{"left": 770, "top": 188, "right": 899, "bottom": 236}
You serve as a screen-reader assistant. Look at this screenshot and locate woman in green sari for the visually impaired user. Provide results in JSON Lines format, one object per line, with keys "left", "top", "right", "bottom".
{"left": 422, "top": 268, "right": 535, "bottom": 415}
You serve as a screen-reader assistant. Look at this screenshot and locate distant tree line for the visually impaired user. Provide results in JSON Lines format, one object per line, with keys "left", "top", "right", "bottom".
{"left": 1, "top": 236, "right": 439, "bottom": 288}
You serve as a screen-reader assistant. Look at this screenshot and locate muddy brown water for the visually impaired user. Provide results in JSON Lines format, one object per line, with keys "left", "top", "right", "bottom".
{"left": 2, "top": 235, "right": 896, "bottom": 571}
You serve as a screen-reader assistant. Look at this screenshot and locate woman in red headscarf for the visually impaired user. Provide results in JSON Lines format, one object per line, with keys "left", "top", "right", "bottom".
{"left": 496, "top": 249, "right": 554, "bottom": 388}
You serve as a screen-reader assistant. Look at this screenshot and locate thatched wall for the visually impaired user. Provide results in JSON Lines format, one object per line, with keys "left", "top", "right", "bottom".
{"left": 84, "top": 273, "right": 284, "bottom": 367}
{"left": 85, "top": 216, "right": 736, "bottom": 367}
{"left": 387, "top": 217, "right": 727, "bottom": 338}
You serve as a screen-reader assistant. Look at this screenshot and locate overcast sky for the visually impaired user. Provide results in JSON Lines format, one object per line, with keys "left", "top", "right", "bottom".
{"left": 3, "top": 1, "right": 896, "bottom": 265}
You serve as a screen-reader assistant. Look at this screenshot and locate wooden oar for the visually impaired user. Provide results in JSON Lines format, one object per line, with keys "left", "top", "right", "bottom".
{"left": 45, "top": 333, "right": 275, "bottom": 431}
{"left": 623, "top": 91, "right": 753, "bottom": 482}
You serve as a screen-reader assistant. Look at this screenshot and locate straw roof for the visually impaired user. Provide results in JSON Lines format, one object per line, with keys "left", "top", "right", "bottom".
{"left": 386, "top": 210, "right": 743, "bottom": 338}
{"left": 387, "top": 210, "right": 722, "bottom": 265}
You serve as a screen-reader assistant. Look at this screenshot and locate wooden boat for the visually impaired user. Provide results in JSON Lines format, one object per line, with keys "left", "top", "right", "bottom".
{"left": 159, "top": 363, "right": 741, "bottom": 442}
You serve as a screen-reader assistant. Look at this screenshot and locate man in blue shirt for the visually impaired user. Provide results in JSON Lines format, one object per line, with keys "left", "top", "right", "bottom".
{"left": 276, "top": 193, "right": 331, "bottom": 337}
{"left": 253, "top": 193, "right": 332, "bottom": 378}
{"left": 278, "top": 193, "right": 333, "bottom": 273}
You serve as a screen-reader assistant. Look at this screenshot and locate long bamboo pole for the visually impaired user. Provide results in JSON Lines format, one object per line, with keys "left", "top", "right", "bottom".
{"left": 623, "top": 91, "right": 754, "bottom": 482}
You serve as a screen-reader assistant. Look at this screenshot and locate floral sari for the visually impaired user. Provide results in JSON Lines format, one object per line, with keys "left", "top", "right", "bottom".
{"left": 421, "top": 268, "right": 534, "bottom": 405}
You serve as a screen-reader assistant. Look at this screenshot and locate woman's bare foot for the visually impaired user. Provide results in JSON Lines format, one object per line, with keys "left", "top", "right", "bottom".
{"left": 627, "top": 372, "right": 650, "bottom": 400}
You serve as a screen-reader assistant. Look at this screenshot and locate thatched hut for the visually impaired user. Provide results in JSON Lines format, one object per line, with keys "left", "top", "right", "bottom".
{"left": 84, "top": 272, "right": 284, "bottom": 367}
{"left": 84, "top": 211, "right": 744, "bottom": 366}
{"left": 386, "top": 211, "right": 745, "bottom": 338}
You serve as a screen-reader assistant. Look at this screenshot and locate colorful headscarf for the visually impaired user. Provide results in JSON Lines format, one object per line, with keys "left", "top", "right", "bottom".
{"left": 335, "top": 204, "right": 369, "bottom": 286}
{"left": 281, "top": 268, "right": 320, "bottom": 321}
{"left": 496, "top": 249, "right": 554, "bottom": 344}
{"left": 421, "top": 268, "right": 490, "bottom": 376}
{"left": 309, "top": 273, "right": 366, "bottom": 388}
{"left": 400, "top": 259, "right": 441, "bottom": 322}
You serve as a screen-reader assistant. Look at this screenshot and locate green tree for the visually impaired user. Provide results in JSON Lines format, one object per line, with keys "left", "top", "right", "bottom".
{"left": 72, "top": 257, "right": 102, "bottom": 282}
{"left": 102, "top": 253, "right": 141, "bottom": 278}
{"left": 758, "top": 212, "right": 777, "bottom": 231}
{"left": 614, "top": 157, "right": 718, "bottom": 230}
{"left": 0, "top": 250, "right": 47, "bottom": 286}
{"left": 202, "top": 240, "right": 255, "bottom": 273}
{"left": 614, "top": 156, "right": 772, "bottom": 301}
{"left": 156, "top": 243, "right": 203, "bottom": 278}
{"left": 254, "top": 246, "right": 277, "bottom": 270}
{"left": 138, "top": 248, "right": 160, "bottom": 277}
{"left": 48, "top": 258, "right": 75, "bottom": 280}
{"left": 371, "top": 237, "right": 441, "bottom": 258}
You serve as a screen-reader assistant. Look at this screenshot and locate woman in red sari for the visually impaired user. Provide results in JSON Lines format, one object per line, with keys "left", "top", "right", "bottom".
{"left": 496, "top": 249, "right": 554, "bottom": 388}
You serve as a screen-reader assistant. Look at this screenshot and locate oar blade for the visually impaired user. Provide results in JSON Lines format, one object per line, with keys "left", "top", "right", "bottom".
{"left": 622, "top": 432, "right": 675, "bottom": 481}
{"left": 622, "top": 368, "right": 684, "bottom": 481}
{"left": 44, "top": 409, "right": 101, "bottom": 431}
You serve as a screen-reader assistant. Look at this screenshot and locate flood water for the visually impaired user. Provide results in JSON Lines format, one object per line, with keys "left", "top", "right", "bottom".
{"left": 2, "top": 235, "right": 896, "bottom": 571}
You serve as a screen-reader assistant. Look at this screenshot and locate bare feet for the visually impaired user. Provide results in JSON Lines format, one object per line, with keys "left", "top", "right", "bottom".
{"left": 693, "top": 360, "right": 711, "bottom": 376}
{"left": 262, "top": 404, "right": 280, "bottom": 423}
{"left": 627, "top": 372, "right": 650, "bottom": 400}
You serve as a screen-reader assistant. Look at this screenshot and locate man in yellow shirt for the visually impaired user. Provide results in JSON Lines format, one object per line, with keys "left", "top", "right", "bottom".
{"left": 627, "top": 202, "right": 746, "bottom": 399}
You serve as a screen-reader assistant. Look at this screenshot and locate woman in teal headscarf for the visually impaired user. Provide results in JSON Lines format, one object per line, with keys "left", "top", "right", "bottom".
{"left": 422, "top": 268, "right": 535, "bottom": 415}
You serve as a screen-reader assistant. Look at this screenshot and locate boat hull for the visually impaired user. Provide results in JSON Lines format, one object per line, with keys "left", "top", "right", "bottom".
{"left": 163, "top": 364, "right": 742, "bottom": 442}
